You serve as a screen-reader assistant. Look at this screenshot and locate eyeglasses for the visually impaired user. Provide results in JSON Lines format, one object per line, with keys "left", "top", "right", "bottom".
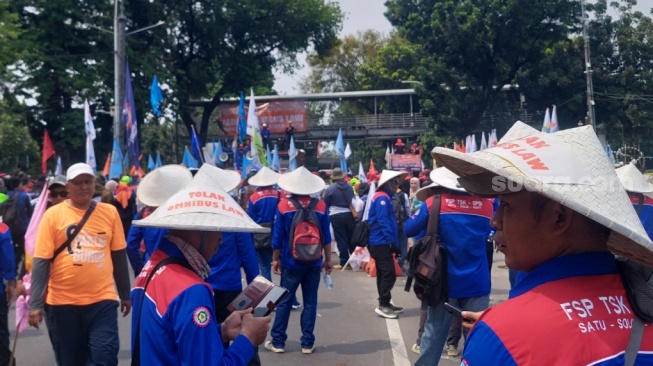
{"left": 50, "top": 191, "right": 68, "bottom": 198}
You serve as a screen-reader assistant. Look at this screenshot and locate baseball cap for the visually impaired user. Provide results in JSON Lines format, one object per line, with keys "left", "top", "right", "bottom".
{"left": 66, "top": 163, "right": 95, "bottom": 181}
{"left": 49, "top": 175, "right": 67, "bottom": 188}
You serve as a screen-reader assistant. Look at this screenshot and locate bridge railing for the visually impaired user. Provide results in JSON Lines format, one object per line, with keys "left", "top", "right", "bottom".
{"left": 307, "top": 113, "right": 428, "bottom": 129}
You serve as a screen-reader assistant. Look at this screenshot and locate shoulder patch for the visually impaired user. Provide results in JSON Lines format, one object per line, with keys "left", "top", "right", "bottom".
{"left": 193, "top": 306, "right": 211, "bottom": 327}
{"left": 380, "top": 200, "right": 386, "bottom": 206}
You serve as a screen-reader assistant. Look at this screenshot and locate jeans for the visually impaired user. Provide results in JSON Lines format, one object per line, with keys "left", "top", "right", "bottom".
{"left": 330, "top": 213, "right": 355, "bottom": 265}
{"left": 416, "top": 296, "right": 428, "bottom": 345}
{"left": 446, "top": 312, "right": 462, "bottom": 347}
{"left": 214, "top": 290, "right": 261, "bottom": 366}
{"left": 415, "top": 295, "right": 489, "bottom": 366}
{"left": 256, "top": 247, "right": 273, "bottom": 282}
{"left": 368, "top": 244, "right": 397, "bottom": 306}
{"left": 45, "top": 300, "right": 120, "bottom": 366}
{"left": 270, "top": 266, "right": 321, "bottom": 349}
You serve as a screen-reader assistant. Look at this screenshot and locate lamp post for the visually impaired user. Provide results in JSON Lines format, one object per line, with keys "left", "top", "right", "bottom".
{"left": 400, "top": 80, "right": 422, "bottom": 120}
{"left": 112, "top": 0, "right": 164, "bottom": 148}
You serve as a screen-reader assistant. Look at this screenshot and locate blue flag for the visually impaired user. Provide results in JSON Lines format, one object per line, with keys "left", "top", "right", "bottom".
{"left": 265, "top": 144, "right": 272, "bottom": 167}
{"left": 182, "top": 146, "right": 199, "bottom": 168}
{"left": 147, "top": 154, "right": 155, "bottom": 171}
{"left": 155, "top": 151, "right": 163, "bottom": 168}
{"left": 214, "top": 140, "right": 224, "bottom": 167}
{"left": 190, "top": 125, "right": 204, "bottom": 163}
{"left": 335, "top": 129, "right": 347, "bottom": 172}
{"left": 122, "top": 148, "right": 130, "bottom": 173}
{"left": 271, "top": 144, "right": 280, "bottom": 172}
{"left": 109, "top": 138, "right": 124, "bottom": 179}
{"left": 237, "top": 92, "right": 246, "bottom": 143}
{"left": 241, "top": 155, "right": 252, "bottom": 179}
{"left": 122, "top": 62, "right": 140, "bottom": 170}
{"left": 150, "top": 75, "right": 164, "bottom": 116}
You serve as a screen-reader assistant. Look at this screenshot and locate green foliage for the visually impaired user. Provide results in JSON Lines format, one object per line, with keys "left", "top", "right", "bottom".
{"left": 0, "top": 99, "right": 38, "bottom": 174}
{"left": 350, "top": 140, "right": 389, "bottom": 172}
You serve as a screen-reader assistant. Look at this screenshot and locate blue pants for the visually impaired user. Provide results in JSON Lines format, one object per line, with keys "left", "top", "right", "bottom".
{"left": 270, "top": 266, "right": 321, "bottom": 349}
{"left": 256, "top": 247, "right": 273, "bottom": 282}
{"left": 415, "top": 295, "right": 489, "bottom": 366}
{"left": 45, "top": 300, "right": 120, "bottom": 366}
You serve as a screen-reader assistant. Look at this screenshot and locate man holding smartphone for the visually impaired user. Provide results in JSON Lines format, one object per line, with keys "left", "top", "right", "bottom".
{"left": 432, "top": 122, "right": 653, "bottom": 365}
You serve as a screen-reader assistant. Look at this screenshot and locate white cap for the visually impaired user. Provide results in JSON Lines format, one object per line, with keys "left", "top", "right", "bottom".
{"left": 66, "top": 163, "right": 95, "bottom": 181}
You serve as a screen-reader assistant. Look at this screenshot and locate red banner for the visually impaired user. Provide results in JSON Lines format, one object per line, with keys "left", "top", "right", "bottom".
{"left": 216, "top": 101, "right": 307, "bottom": 136}
{"left": 390, "top": 154, "right": 422, "bottom": 170}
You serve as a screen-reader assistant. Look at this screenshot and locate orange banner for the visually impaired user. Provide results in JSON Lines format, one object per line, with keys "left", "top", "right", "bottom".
{"left": 390, "top": 154, "right": 422, "bottom": 170}
{"left": 217, "top": 101, "right": 307, "bottom": 136}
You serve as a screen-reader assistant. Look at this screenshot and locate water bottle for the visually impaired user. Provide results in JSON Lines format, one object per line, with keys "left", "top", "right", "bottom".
{"left": 323, "top": 273, "right": 334, "bottom": 289}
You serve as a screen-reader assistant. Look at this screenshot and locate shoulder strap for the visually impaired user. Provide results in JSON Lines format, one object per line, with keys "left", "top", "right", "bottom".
{"left": 308, "top": 197, "right": 319, "bottom": 210}
{"left": 625, "top": 316, "right": 645, "bottom": 366}
{"left": 425, "top": 195, "right": 441, "bottom": 237}
{"left": 52, "top": 201, "right": 97, "bottom": 262}
{"left": 132, "top": 256, "right": 191, "bottom": 366}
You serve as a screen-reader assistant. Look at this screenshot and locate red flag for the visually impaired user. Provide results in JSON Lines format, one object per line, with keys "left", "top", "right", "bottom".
{"left": 42, "top": 130, "right": 55, "bottom": 174}
{"left": 102, "top": 152, "right": 111, "bottom": 177}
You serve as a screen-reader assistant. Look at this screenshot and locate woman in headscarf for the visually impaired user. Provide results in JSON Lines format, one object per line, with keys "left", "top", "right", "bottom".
{"left": 409, "top": 177, "right": 422, "bottom": 214}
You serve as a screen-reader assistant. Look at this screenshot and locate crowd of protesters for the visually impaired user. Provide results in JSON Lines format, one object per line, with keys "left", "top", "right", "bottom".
{"left": 0, "top": 120, "right": 651, "bottom": 365}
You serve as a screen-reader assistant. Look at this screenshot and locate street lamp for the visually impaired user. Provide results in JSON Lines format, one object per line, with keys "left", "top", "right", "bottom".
{"left": 113, "top": 1, "right": 165, "bottom": 148}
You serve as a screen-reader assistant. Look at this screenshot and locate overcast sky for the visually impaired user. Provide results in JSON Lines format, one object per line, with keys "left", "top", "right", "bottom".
{"left": 272, "top": 0, "right": 652, "bottom": 95}
{"left": 272, "top": 0, "right": 393, "bottom": 95}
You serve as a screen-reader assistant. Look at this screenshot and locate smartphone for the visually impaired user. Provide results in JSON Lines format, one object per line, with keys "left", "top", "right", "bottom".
{"left": 444, "top": 302, "right": 463, "bottom": 314}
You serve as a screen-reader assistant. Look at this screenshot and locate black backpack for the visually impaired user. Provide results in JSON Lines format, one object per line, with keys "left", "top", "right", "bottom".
{"left": 404, "top": 195, "right": 448, "bottom": 307}
{"left": 393, "top": 193, "right": 409, "bottom": 224}
{"left": 0, "top": 192, "right": 26, "bottom": 243}
{"left": 288, "top": 197, "right": 323, "bottom": 262}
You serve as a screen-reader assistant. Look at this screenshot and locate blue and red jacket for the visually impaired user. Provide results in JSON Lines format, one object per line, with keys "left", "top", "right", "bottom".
{"left": 462, "top": 252, "right": 653, "bottom": 365}
{"left": 126, "top": 210, "right": 168, "bottom": 276}
{"left": 368, "top": 188, "right": 399, "bottom": 246}
{"left": 404, "top": 193, "right": 494, "bottom": 299}
{"left": 0, "top": 224, "right": 15, "bottom": 295}
{"left": 247, "top": 187, "right": 280, "bottom": 225}
{"left": 131, "top": 239, "right": 254, "bottom": 366}
{"left": 206, "top": 232, "right": 259, "bottom": 292}
{"left": 272, "top": 195, "right": 332, "bottom": 270}
{"left": 629, "top": 194, "right": 653, "bottom": 240}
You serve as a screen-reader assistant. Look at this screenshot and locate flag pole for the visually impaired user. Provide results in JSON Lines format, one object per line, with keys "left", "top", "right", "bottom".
{"left": 9, "top": 323, "right": 19, "bottom": 366}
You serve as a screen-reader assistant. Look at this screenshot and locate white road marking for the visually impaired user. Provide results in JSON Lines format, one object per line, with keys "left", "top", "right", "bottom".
{"left": 385, "top": 318, "right": 411, "bottom": 366}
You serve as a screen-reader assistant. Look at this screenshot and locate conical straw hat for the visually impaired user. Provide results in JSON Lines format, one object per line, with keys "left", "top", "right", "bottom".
{"left": 133, "top": 164, "right": 268, "bottom": 233}
{"left": 615, "top": 161, "right": 653, "bottom": 194}
{"left": 248, "top": 166, "right": 280, "bottom": 187}
{"left": 277, "top": 167, "right": 324, "bottom": 195}
{"left": 377, "top": 170, "right": 408, "bottom": 189}
{"left": 137, "top": 165, "right": 193, "bottom": 207}
{"left": 192, "top": 165, "right": 241, "bottom": 192}
{"left": 431, "top": 121, "right": 653, "bottom": 266}
{"left": 415, "top": 167, "right": 466, "bottom": 201}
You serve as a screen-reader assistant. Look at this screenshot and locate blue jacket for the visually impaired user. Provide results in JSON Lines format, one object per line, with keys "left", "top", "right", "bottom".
{"left": 462, "top": 253, "right": 653, "bottom": 365}
{"left": 0, "top": 224, "right": 15, "bottom": 294}
{"left": 404, "top": 193, "right": 493, "bottom": 299}
{"left": 630, "top": 194, "right": 653, "bottom": 240}
{"left": 368, "top": 189, "right": 398, "bottom": 246}
{"left": 272, "top": 195, "right": 332, "bottom": 270}
{"left": 247, "top": 187, "right": 280, "bottom": 224}
{"left": 131, "top": 238, "right": 254, "bottom": 365}
{"left": 206, "top": 232, "right": 259, "bottom": 292}
{"left": 126, "top": 211, "right": 168, "bottom": 276}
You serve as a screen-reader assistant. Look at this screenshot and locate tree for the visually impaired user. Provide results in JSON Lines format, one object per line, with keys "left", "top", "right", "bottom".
{"left": 385, "top": 0, "right": 580, "bottom": 137}
{"left": 0, "top": 97, "right": 39, "bottom": 174}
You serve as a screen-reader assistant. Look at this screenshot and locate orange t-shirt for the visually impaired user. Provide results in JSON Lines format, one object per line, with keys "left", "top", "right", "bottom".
{"left": 34, "top": 201, "right": 126, "bottom": 305}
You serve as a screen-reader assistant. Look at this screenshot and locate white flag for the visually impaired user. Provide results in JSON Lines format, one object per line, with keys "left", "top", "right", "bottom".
{"left": 471, "top": 135, "right": 478, "bottom": 152}
{"left": 344, "top": 143, "right": 352, "bottom": 160}
{"left": 480, "top": 132, "right": 488, "bottom": 150}
{"left": 358, "top": 162, "right": 367, "bottom": 183}
{"left": 550, "top": 105, "right": 559, "bottom": 133}
{"left": 84, "top": 100, "right": 97, "bottom": 171}
{"left": 542, "top": 107, "right": 551, "bottom": 133}
{"left": 246, "top": 88, "right": 261, "bottom": 159}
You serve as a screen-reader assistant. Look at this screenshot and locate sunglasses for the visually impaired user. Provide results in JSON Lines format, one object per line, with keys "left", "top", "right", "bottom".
{"left": 50, "top": 191, "right": 68, "bottom": 198}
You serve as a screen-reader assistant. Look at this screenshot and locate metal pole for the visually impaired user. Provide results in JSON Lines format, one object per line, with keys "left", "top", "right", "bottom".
{"left": 581, "top": 0, "right": 596, "bottom": 127}
{"left": 114, "top": 1, "right": 126, "bottom": 146}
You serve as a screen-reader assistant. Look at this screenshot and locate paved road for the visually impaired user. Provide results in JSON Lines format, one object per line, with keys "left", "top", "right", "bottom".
{"left": 10, "top": 252, "right": 511, "bottom": 365}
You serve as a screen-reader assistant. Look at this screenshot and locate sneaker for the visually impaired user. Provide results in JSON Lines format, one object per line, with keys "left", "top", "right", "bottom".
{"left": 389, "top": 304, "right": 404, "bottom": 314}
{"left": 447, "top": 345, "right": 459, "bottom": 357}
{"left": 411, "top": 343, "right": 421, "bottom": 355}
{"left": 292, "top": 302, "right": 302, "bottom": 310}
{"left": 375, "top": 306, "right": 398, "bottom": 319}
{"left": 301, "top": 346, "right": 315, "bottom": 354}
{"left": 333, "top": 264, "right": 343, "bottom": 270}
{"left": 264, "top": 341, "right": 284, "bottom": 353}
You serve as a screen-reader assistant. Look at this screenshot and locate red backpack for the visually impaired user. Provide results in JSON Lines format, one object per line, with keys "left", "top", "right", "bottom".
{"left": 288, "top": 197, "right": 323, "bottom": 262}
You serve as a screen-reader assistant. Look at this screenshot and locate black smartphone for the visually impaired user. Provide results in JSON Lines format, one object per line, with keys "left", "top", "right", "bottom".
{"left": 444, "top": 302, "right": 463, "bottom": 314}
